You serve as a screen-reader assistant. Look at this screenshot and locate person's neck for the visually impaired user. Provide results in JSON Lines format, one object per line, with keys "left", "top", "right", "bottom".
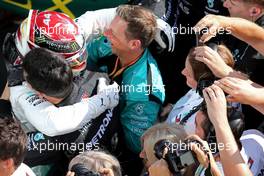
{"left": 7, "top": 164, "right": 16, "bottom": 176}
{"left": 118, "top": 49, "right": 144, "bottom": 67}
{"left": 45, "top": 96, "right": 64, "bottom": 105}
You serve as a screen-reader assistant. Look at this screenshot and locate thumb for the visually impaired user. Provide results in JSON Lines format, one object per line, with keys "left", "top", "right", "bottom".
{"left": 97, "top": 77, "right": 107, "bottom": 93}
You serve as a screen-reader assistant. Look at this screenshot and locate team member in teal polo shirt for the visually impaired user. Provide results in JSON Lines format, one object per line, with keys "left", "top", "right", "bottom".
{"left": 86, "top": 5, "right": 165, "bottom": 154}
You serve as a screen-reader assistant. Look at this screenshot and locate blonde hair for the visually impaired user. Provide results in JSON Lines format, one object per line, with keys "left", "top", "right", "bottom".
{"left": 69, "top": 150, "right": 121, "bottom": 176}
{"left": 141, "top": 123, "right": 187, "bottom": 165}
{"left": 116, "top": 5, "right": 157, "bottom": 48}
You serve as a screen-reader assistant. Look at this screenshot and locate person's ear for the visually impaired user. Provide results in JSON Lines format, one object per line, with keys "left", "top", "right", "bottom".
{"left": 249, "top": 7, "right": 261, "bottom": 17}
{"left": 129, "top": 39, "right": 141, "bottom": 50}
{"left": 1, "top": 158, "right": 14, "bottom": 169}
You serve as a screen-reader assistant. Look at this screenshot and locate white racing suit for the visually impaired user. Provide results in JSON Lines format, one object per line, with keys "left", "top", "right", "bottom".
{"left": 10, "top": 70, "right": 120, "bottom": 167}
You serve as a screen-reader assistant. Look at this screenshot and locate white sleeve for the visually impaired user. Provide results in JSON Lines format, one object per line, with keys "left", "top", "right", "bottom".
{"left": 75, "top": 8, "right": 116, "bottom": 41}
{"left": 10, "top": 83, "right": 115, "bottom": 136}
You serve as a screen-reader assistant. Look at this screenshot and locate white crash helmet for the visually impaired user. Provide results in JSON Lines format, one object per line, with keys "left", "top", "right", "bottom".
{"left": 15, "top": 9, "right": 87, "bottom": 74}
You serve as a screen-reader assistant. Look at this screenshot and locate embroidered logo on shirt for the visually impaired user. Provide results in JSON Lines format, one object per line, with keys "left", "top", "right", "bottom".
{"left": 247, "top": 157, "right": 254, "bottom": 169}
{"left": 135, "top": 104, "right": 144, "bottom": 115}
{"left": 100, "top": 98, "right": 106, "bottom": 107}
{"left": 207, "top": 0, "right": 214, "bottom": 8}
{"left": 175, "top": 116, "right": 181, "bottom": 123}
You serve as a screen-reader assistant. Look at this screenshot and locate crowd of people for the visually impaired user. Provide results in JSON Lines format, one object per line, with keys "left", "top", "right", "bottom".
{"left": 0, "top": 0, "right": 264, "bottom": 175}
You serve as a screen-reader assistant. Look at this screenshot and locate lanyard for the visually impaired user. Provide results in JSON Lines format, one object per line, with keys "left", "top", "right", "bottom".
{"left": 109, "top": 54, "right": 142, "bottom": 79}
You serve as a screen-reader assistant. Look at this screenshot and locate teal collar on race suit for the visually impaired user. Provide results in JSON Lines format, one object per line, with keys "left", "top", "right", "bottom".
{"left": 86, "top": 35, "right": 165, "bottom": 103}
{"left": 118, "top": 48, "right": 165, "bottom": 103}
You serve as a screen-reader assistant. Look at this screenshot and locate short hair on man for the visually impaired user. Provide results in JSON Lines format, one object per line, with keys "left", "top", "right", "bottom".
{"left": 0, "top": 117, "right": 27, "bottom": 168}
{"left": 22, "top": 48, "right": 73, "bottom": 99}
{"left": 141, "top": 123, "right": 187, "bottom": 165}
{"left": 69, "top": 150, "right": 122, "bottom": 176}
{"left": 243, "top": 0, "right": 264, "bottom": 7}
{"left": 116, "top": 5, "right": 157, "bottom": 49}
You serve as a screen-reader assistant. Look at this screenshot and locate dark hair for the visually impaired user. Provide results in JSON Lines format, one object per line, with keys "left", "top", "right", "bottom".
{"left": 22, "top": 48, "right": 73, "bottom": 98}
{"left": 0, "top": 117, "right": 27, "bottom": 168}
{"left": 116, "top": 5, "right": 157, "bottom": 49}
{"left": 0, "top": 54, "right": 7, "bottom": 97}
{"left": 71, "top": 163, "right": 100, "bottom": 176}
{"left": 188, "top": 44, "right": 235, "bottom": 81}
{"left": 200, "top": 107, "right": 245, "bottom": 147}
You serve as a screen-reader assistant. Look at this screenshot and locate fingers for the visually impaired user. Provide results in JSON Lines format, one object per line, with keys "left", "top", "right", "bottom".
{"left": 211, "top": 84, "right": 225, "bottom": 98}
{"left": 155, "top": 30, "right": 166, "bottom": 49}
{"left": 201, "top": 24, "right": 218, "bottom": 42}
{"left": 203, "top": 84, "right": 226, "bottom": 102}
{"left": 211, "top": 85, "right": 224, "bottom": 98}
{"left": 203, "top": 88, "right": 211, "bottom": 103}
{"left": 196, "top": 23, "right": 217, "bottom": 43}
{"left": 204, "top": 86, "right": 217, "bottom": 100}
{"left": 194, "top": 15, "right": 220, "bottom": 42}
{"left": 194, "top": 46, "right": 217, "bottom": 65}
{"left": 195, "top": 55, "right": 212, "bottom": 66}
{"left": 158, "top": 19, "right": 174, "bottom": 52}
{"left": 155, "top": 18, "right": 174, "bottom": 52}
{"left": 171, "top": 32, "right": 175, "bottom": 52}
{"left": 214, "top": 81, "right": 233, "bottom": 95}
{"left": 194, "top": 46, "right": 218, "bottom": 57}
{"left": 214, "top": 78, "right": 237, "bottom": 95}
{"left": 194, "top": 16, "right": 211, "bottom": 33}
{"left": 185, "top": 135, "right": 210, "bottom": 167}
{"left": 185, "top": 134, "right": 204, "bottom": 144}
{"left": 165, "top": 29, "right": 173, "bottom": 52}
{"left": 166, "top": 30, "right": 175, "bottom": 52}
{"left": 189, "top": 142, "right": 205, "bottom": 155}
